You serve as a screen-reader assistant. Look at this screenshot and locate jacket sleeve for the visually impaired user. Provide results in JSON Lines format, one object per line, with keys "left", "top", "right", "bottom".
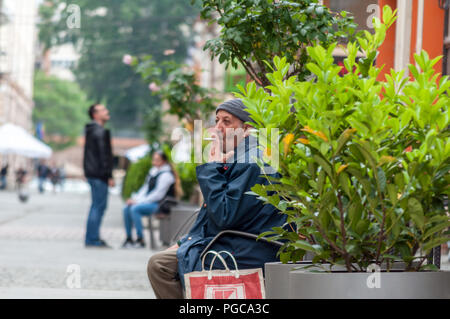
{"left": 196, "top": 163, "right": 265, "bottom": 230}
{"left": 131, "top": 181, "right": 147, "bottom": 202}
{"left": 131, "top": 172, "right": 151, "bottom": 202}
{"left": 94, "top": 129, "right": 112, "bottom": 179}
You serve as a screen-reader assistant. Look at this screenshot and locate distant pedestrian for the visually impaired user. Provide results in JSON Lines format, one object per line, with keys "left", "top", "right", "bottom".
{"left": 16, "top": 167, "right": 29, "bottom": 203}
{"left": 0, "top": 161, "right": 8, "bottom": 190}
{"left": 48, "top": 165, "right": 60, "bottom": 193}
{"left": 15, "top": 168, "right": 27, "bottom": 191}
{"left": 59, "top": 165, "right": 66, "bottom": 192}
{"left": 37, "top": 161, "right": 49, "bottom": 193}
{"left": 83, "top": 103, "right": 114, "bottom": 248}
{"left": 448, "top": 241, "right": 450, "bottom": 262}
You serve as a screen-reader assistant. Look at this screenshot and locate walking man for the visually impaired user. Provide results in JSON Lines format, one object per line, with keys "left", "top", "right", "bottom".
{"left": 83, "top": 103, "right": 114, "bottom": 248}
{"left": 0, "top": 160, "right": 7, "bottom": 190}
{"left": 37, "top": 160, "right": 49, "bottom": 193}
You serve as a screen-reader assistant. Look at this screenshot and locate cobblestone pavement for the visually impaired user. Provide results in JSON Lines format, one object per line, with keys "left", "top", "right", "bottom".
{"left": 0, "top": 189, "right": 159, "bottom": 299}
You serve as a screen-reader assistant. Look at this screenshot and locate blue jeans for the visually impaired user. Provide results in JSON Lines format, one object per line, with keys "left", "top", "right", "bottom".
{"left": 85, "top": 178, "right": 109, "bottom": 245}
{"left": 123, "top": 202, "right": 159, "bottom": 239}
{"left": 38, "top": 177, "right": 46, "bottom": 193}
{"left": 0, "top": 176, "right": 6, "bottom": 190}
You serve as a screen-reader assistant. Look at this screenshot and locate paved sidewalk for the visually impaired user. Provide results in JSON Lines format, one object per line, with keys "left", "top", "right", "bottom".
{"left": 0, "top": 189, "right": 158, "bottom": 299}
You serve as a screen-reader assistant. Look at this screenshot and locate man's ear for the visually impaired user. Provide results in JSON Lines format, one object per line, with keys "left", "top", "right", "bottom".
{"left": 243, "top": 124, "right": 254, "bottom": 137}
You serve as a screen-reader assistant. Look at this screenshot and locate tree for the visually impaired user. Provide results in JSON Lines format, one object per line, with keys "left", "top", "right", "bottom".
{"left": 38, "top": 0, "right": 200, "bottom": 136}
{"left": 133, "top": 58, "right": 218, "bottom": 128}
{"left": 33, "top": 71, "right": 91, "bottom": 150}
{"left": 193, "top": 0, "right": 358, "bottom": 87}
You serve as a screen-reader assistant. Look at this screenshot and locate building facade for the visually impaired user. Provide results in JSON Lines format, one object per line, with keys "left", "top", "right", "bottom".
{"left": 0, "top": 0, "right": 37, "bottom": 182}
{"left": 0, "top": 0, "right": 36, "bottom": 129}
{"left": 44, "top": 43, "right": 79, "bottom": 82}
{"left": 322, "top": 0, "right": 448, "bottom": 78}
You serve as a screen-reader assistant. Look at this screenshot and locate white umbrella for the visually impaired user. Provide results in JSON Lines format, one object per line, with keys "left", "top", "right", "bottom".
{"left": 0, "top": 123, "right": 52, "bottom": 159}
{"left": 125, "top": 144, "right": 150, "bottom": 162}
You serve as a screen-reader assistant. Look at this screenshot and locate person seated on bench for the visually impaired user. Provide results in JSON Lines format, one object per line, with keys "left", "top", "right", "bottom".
{"left": 147, "top": 99, "right": 287, "bottom": 298}
{"left": 123, "top": 151, "right": 182, "bottom": 248}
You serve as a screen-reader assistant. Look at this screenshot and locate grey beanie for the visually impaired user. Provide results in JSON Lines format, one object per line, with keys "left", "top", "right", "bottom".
{"left": 215, "top": 99, "right": 252, "bottom": 123}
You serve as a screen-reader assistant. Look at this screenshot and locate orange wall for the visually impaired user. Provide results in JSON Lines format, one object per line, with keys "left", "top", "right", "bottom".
{"left": 421, "top": 1, "right": 445, "bottom": 74}
{"left": 409, "top": 0, "right": 418, "bottom": 66}
{"left": 378, "top": 0, "right": 445, "bottom": 79}
{"left": 410, "top": 0, "right": 445, "bottom": 73}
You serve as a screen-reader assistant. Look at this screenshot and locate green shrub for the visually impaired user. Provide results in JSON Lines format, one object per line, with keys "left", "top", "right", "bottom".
{"left": 161, "top": 144, "right": 198, "bottom": 202}
{"left": 176, "top": 161, "right": 198, "bottom": 201}
{"left": 121, "top": 156, "right": 152, "bottom": 200}
{"left": 239, "top": 6, "right": 450, "bottom": 272}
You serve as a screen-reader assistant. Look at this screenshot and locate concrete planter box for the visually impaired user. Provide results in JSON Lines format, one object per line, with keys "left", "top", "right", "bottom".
{"left": 265, "top": 262, "right": 313, "bottom": 299}
{"left": 289, "top": 270, "right": 450, "bottom": 299}
{"left": 265, "top": 261, "right": 352, "bottom": 299}
{"left": 265, "top": 262, "right": 450, "bottom": 299}
{"left": 159, "top": 203, "right": 199, "bottom": 246}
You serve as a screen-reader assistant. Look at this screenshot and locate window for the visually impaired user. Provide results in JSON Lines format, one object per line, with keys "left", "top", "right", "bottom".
{"left": 325, "top": 0, "right": 380, "bottom": 32}
{"left": 323, "top": 1, "right": 376, "bottom": 66}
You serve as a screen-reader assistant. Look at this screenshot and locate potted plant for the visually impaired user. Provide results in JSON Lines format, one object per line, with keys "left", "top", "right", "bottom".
{"left": 238, "top": 6, "right": 450, "bottom": 298}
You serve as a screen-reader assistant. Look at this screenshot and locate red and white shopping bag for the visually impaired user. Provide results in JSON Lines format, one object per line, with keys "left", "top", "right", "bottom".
{"left": 184, "top": 250, "right": 265, "bottom": 299}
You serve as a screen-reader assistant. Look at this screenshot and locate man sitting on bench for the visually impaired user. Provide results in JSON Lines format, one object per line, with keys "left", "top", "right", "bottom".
{"left": 147, "top": 99, "right": 286, "bottom": 298}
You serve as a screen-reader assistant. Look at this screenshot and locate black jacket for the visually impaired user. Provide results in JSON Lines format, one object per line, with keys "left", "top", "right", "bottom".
{"left": 83, "top": 122, "right": 113, "bottom": 182}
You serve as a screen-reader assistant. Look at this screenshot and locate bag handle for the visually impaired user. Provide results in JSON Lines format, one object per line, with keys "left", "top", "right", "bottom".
{"left": 201, "top": 250, "right": 229, "bottom": 272}
{"left": 207, "top": 250, "right": 240, "bottom": 279}
{"left": 210, "top": 251, "right": 239, "bottom": 271}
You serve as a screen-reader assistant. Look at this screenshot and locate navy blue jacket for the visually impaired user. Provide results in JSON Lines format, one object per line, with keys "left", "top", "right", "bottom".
{"left": 176, "top": 137, "right": 286, "bottom": 287}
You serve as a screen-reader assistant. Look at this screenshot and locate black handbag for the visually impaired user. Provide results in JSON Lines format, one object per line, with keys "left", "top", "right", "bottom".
{"left": 157, "top": 196, "right": 178, "bottom": 215}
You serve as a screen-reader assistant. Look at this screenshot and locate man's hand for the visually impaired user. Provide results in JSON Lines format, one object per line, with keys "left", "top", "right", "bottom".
{"left": 108, "top": 178, "right": 115, "bottom": 187}
{"left": 209, "top": 147, "right": 234, "bottom": 163}
{"left": 167, "top": 243, "right": 179, "bottom": 251}
{"left": 207, "top": 128, "right": 234, "bottom": 163}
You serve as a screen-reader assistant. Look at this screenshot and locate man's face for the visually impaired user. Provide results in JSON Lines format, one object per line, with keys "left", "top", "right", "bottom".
{"left": 214, "top": 110, "right": 249, "bottom": 153}
{"left": 93, "top": 104, "right": 110, "bottom": 123}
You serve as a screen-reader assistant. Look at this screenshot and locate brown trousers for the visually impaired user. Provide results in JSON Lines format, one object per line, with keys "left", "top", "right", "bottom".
{"left": 147, "top": 249, "right": 184, "bottom": 299}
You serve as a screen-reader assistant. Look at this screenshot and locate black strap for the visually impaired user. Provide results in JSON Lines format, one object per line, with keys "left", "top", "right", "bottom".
{"left": 146, "top": 171, "right": 164, "bottom": 195}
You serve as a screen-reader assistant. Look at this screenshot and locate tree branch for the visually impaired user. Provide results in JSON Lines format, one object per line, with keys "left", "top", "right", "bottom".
{"left": 337, "top": 192, "right": 352, "bottom": 272}
{"left": 375, "top": 194, "right": 387, "bottom": 262}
